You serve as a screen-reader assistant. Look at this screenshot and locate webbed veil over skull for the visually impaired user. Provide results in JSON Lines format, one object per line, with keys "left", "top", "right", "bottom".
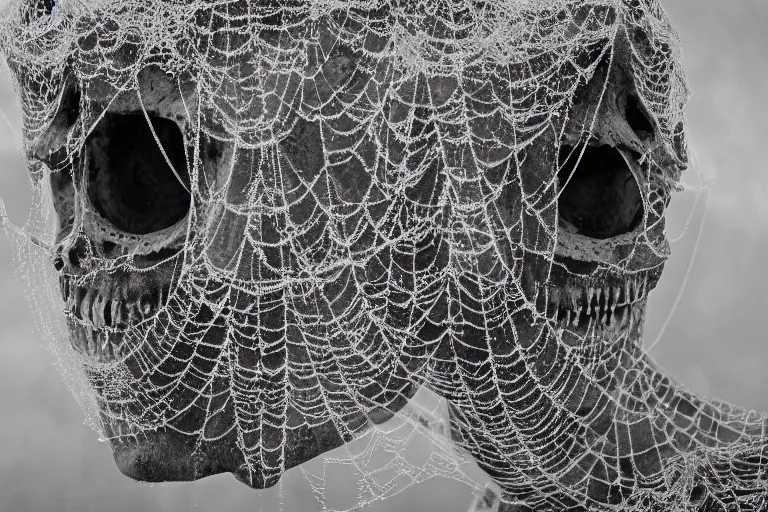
{"left": 3, "top": 0, "right": 768, "bottom": 509}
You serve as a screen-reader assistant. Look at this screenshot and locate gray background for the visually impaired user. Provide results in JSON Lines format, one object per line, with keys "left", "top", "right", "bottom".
{"left": 1, "top": 2, "right": 766, "bottom": 511}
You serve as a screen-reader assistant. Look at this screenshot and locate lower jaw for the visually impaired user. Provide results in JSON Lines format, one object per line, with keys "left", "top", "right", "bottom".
{"left": 72, "top": 323, "right": 353, "bottom": 488}
{"left": 67, "top": 286, "right": 650, "bottom": 487}
{"left": 67, "top": 320, "right": 130, "bottom": 364}
{"left": 100, "top": 407, "right": 348, "bottom": 489}
{"left": 103, "top": 416, "right": 246, "bottom": 484}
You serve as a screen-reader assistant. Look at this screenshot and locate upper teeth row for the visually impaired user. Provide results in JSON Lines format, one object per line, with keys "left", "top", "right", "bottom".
{"left": 548, "top": 274, "right": 648, "bottom": 326}
{"left": 60, "top": 277, "right": 168, "bottom": 330}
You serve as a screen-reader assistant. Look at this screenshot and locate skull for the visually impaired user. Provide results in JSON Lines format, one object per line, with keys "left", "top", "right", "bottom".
{"left": 4, "top": 0, "right": 768, "bottom": 508}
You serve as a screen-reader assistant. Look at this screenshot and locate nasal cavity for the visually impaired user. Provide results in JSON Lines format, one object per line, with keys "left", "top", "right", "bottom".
{"left": 624, "top": 94, "right": 655, "bottom": 142}
{"left": 86, "top": 113, "right": 190, "bottom": 235}
{"left": 557, "top": 144, "right": 644, "bottom": 239}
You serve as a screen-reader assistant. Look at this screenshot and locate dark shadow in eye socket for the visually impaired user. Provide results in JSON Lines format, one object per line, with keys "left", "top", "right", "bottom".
{"left": 557, "top": 144, "right": 644, "bottom": 240}
{"left": 87, "top": 113, "right": 191, "bottom": 235}
{"left": 22, "top": 0, "right": 56, "bottom": 23}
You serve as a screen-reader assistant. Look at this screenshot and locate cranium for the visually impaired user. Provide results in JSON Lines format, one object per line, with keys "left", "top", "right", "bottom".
{"left": 4, "top": 0, "right": 767, "bottom": 509}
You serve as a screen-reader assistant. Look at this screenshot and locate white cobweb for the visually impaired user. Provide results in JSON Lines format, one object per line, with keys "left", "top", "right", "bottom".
{"left": 2, "top": 0, "right": 767, "bottom": 510}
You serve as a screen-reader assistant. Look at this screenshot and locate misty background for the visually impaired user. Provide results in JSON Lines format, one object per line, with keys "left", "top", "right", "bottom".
{"left": 1, "top": 2, "right": 766, "bottom": 511}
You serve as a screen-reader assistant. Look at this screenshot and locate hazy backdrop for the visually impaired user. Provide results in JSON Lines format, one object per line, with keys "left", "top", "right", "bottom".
{"left": 1, "top": 2, "right": 767, "bottom": 511}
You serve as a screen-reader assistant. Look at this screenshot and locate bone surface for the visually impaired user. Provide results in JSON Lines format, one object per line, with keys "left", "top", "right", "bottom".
{"left": 2, "top": 0, "right": 767, "bottom": 510}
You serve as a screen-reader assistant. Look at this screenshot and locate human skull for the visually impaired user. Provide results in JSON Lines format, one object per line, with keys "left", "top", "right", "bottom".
{"left": 4, "top": 0, "right": 767, "bottom": 508}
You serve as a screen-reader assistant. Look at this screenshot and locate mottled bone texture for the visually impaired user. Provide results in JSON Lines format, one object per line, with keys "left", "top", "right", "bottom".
{"left": 7, "top": 0, "right": 768, "bottom": 509}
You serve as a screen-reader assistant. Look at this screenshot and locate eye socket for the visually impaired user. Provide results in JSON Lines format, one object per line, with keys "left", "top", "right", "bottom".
{"left": 557, "top": 144, "right": 644, "bottom": 240}
{"left": 22, "top": 0, "right": 57, "bottom": 23}
{"left": 86, "top": 113, "right": 191, "bottom": 235}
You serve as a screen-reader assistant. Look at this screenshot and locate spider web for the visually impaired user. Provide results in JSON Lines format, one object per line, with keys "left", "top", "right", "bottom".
{"left": 2, "top": 0, "right": 768, "bottom": 510}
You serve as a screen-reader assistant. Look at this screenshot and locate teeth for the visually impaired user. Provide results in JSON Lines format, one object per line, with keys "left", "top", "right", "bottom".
{"left": 141, "top": 297, "right": 152, "bottom": 317}
{"left": 548, "top": 274, "right": 648, "bottom": 337}
{"left": 82, "top": 289, "right": 96, "bottom": 325}
{"left": 59, "top": 276, "right": 69, "bottom": 301}
{"left": 118, "top": 302, "right": 129, "bottom": 325}
{"left": 550, "top": 288, "right": 560, "bottom": 309}
{"left": 63, "top": 287, "right": 73, "bottom": 312}
{"left": 65, "top": 280, "right": 174, "bottom": 362}
{"left": 128, "top": 304, "right": 141, "bottom": 324}
{"left": 111, "top": 300, "right": 122, "bottom": 327}
{"left": 87, "top": 329, "right": 97, "bottom": 356}
{"left": 93, "top": 296, "right": 105, "bottom": 329}
{"left": 570, "top": 290, "right": 579, "bottom": 311}
{"left": 72, "top": 287, "right": 85, "bottom": 319}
